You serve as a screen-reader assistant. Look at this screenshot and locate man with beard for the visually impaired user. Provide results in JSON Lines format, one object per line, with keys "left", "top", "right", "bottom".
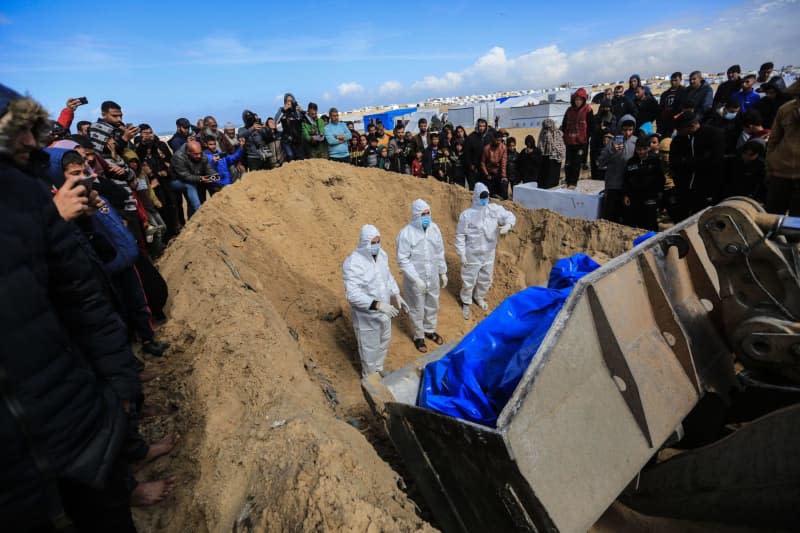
{"left": 464, "top": 118, "right": 492, "bottom": 190}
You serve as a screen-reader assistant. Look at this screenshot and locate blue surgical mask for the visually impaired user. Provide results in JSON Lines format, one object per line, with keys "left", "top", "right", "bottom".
{"left": 421, "top": 215, "right": 431, "bottom": 229}
{"left": 724, "top": 112, "right": 737, "bottom": 120}
{"left": 370, "top": 242, "right": 381, "bottom": 256}
{"left": 479, "top": 198, "right": 489, "bottom": 206}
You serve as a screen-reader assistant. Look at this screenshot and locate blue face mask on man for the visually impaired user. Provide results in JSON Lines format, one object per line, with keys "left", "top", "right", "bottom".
{"left": 724, "top": 112, "right": 737, "bottom": 120}
{"left": 370, "top": 242, "right": 381, "bottom": 256}
{"left": 421, "top": 215, "right": 431, "bottom": 229}
{"left": 479, "top": 198, "right": 489, "bottom": 207}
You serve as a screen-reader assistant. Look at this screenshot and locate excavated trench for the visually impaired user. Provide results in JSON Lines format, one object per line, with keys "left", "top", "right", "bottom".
{"left": 131, "top": 160, "right": 761, "bottom": 532}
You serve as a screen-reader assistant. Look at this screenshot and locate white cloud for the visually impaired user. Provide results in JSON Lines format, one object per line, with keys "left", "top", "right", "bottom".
{"left": 402, "top": 0, "right": 799, "bottom": 97}
{"left": 379, "top": 80, "right": 403, "bottom": 96}
{"left": 412, "top": 72, "right": 464, "bottom": 91}
{"left": 337, "top": 82, "right": 365, "bottom": 96}
{"left": 322, "top": 92, "right": 332, "bottom": 101}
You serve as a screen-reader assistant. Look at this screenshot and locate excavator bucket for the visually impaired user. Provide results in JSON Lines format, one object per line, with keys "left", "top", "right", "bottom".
{"left": 363, "top": 211, "right": 738, "bottom": 532}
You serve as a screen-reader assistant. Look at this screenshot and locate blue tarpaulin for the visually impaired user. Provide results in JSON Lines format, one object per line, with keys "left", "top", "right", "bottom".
{"left": 417, "top": 253, "right": 600, "bottom": 427}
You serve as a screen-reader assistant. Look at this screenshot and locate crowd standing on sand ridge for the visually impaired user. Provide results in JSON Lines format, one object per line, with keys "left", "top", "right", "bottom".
{"left": 1, "top": 55, "right": 799, "bottom": 530}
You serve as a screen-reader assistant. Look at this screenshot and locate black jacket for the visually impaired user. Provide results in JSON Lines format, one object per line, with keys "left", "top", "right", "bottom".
{"left": 611, "top": 95, "right": 637, "bottom": 123}
{"left": 670, "top": 125, "right": 725, "bottom": 202}
{"left": 0, "top": 159, "right": 139, "bottom": 527}
{"left": 623, "top": 153, "right": 665, "bottom": 199}
{"left": 712, "top": 78, "right": 743, "bottom": 111}
{"left": 633, "top": 95, "right": 660, "bottom": 125}
{"left": 464, "top": 129, "right": 490, "bottom": 174}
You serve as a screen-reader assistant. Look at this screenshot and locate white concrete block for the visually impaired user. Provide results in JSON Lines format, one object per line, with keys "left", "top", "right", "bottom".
{"left": 513, "top": 181, "right": 604, "bottom": 220}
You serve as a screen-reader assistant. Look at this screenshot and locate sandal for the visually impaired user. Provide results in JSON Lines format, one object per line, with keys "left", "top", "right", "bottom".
{"left": 425, "top": 332, "right": 444, "bottom": 345}
{"left": 413, "top": 338, "right": 428, "bottom": 353}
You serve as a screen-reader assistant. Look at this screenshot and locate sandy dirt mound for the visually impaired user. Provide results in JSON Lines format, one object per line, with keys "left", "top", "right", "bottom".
{"left": 133, "top": 160, "right": 648, "bottom": 531}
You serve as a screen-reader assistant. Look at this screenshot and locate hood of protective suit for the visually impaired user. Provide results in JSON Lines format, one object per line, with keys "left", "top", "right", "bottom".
{"left": 357, "top": 224, "right": 381, "bottom": 258}
{"left": 0, "top": 83, "right": 51, "bottom": 160}
{"left": 411, "top": 198, "right": 431, "bottom": 228}
{"left": 472, "top": 182, "right": 489, "bottom": 208}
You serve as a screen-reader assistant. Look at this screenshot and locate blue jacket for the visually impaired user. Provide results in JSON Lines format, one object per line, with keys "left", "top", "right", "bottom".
{"left": 731, "top": 89, "right": 761, "bottom": 113}
{"left": 205, "top": 147, "right": 243, "bottom": 186}
{"left": 324, "top": 122, "right": 352, "bottom": 159}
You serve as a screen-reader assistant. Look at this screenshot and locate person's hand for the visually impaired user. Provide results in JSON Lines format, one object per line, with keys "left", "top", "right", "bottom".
{"left": 66, "top": 98, "right": 83, "bottom": 110}
{"left": 337, "top": 135, "right": 345, "bottom": 141}
{"left": 393, "top": 294, "right": 410, "bottom": 313}
{"left": 499, "top": 224, "right": 512, "bottom": 235}
{"left": 412, "top": 277, "right": 426, "bottom": 292}
{"left": 121, "top": 125, "right": 139, "bottom": 142}
{"left": 199, "top": 175, "right": 213, "bottom": 183}
{"left": 376, "top": 301, "right": 399, "bottom": 318}
{"left": 53, "top": 175, "right": 90, "bottom": 221}
{"left": 440, "top": 274, "right": 448, "bottom": 288}
{"left": 151, "top": 178, "right": 160, "bottom": 188}
{"left": 158, "top": 169, "right": 168, "bottom": 177}
{"left": 623, "top": 196, "right": 631, "bottom": 206}
{"left": 613, "top": 142, "right": 623, "bottom": 152}
{"left": 107, "top": 164, "right": 127, "bottom": 177}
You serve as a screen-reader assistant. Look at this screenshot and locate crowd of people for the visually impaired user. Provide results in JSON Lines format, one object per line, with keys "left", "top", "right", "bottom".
{"left": 1, "top": 56, "right": 799, "bottom": 530}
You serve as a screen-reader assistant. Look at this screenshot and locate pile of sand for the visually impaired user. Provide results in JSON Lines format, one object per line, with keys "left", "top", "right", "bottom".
{"left": 136, "top": 159, "right": 754, "bottom": 532}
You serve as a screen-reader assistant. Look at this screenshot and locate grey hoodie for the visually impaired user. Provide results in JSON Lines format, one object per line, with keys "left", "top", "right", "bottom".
{"left": 598, "top": 114, "right": 638, "bottom": 190}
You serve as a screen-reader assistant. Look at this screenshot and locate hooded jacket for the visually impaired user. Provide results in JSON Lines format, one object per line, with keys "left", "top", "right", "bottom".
{"left": 624, "top": 75, "right": 652, "bottom": 101}
{"left": 0, "top": 84, "right": 138, "bottom": 529}
{"left": 598, "top": 114, "right": 638, "bottom": 190}
{"left": 561, "top": 88, "right": 595, "bottom": 146}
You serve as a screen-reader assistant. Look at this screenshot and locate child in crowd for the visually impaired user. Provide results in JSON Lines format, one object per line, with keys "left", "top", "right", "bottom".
{"left": 506, "top": 136, "right": 519, "bottom": 186}
{"left": 423, "top": 132, "right": 440, "bottom": 176}
{"left": 516, "top": 135, "right": 542, "bottom": 184}
{"left": 433, "top": 145, "right": 452, "bottom": 183}
{"left": 411, "top": 149, "right": 425, "bottom": 178}
{"left": 377, "top": 145, "right": 391, "bottom": 171}
{"left": 348, "top": 136, "right": 362, "bottom": 166}
{"left": 364, "top": 135, "right": 379, "bottom": 168}
{"left": 204, "top": 135, "right": 245, "bottom": 187}
{"left": 450, "top": 141, "right": 466, "bottom": 187}
{"left": 137, "top": 159, "right": 167, "bottom": 255}
{"left": 623, "top": 136, "right": 665, "bottom": 231}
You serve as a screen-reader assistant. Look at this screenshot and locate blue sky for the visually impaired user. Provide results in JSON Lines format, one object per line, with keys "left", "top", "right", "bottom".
{"left": 1, "top": 0, "right": 797, "bottom": 132}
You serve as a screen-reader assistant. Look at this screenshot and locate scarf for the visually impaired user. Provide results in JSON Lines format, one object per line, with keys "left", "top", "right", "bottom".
{"left": 538, "top": 119, "right": 566, "bottom": 162}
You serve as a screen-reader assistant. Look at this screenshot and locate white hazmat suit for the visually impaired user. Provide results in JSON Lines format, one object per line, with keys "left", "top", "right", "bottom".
{"left": 455, "top": 182, "right": 516, "bottom": 316}
{"left": 396, "top": 199, "right": 447, "bottom": 342}
{"left": 343, "top": 224, "right": 403, "bottom": 377}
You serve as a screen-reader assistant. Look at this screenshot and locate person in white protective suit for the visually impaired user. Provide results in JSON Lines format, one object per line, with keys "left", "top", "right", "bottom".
{"left": 343, "top": 224, "right": 409, "bottom": 377}
{"left": 455, "top": 182, "right": 516, "bottom": 320}
{"left": 396, "top": 199, "right": 448, "bottom": 353}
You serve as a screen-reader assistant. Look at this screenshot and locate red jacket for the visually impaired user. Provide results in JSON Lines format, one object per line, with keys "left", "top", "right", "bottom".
{"left": 562, "top": 104, "right": 592, "bottom": 146}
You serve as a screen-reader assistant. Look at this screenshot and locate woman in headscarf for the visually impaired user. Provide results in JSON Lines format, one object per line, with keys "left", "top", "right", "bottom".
{"left": 537, "top": 118, "right": 566, "bottom": 189}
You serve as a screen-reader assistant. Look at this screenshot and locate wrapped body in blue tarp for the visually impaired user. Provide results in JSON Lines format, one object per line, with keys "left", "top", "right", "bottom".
{"left": 417, "top": 253, "right": 600, "bottom": 426}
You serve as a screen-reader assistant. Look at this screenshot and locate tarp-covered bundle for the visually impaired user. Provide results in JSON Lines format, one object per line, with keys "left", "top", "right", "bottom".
{"left": 417, "top": 253, "right": 600, "bottom": 426}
